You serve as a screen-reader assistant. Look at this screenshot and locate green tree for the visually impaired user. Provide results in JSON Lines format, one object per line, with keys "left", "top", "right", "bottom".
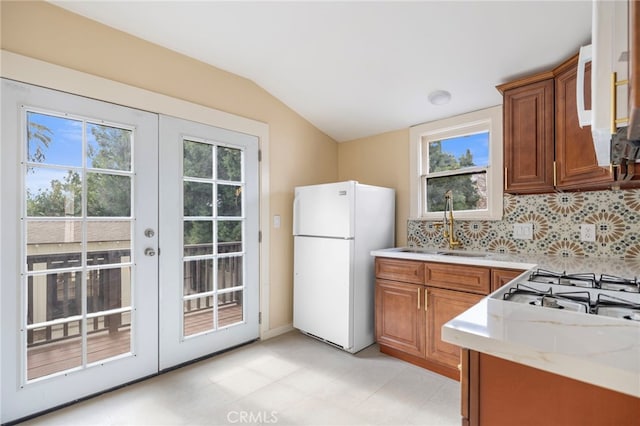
{"left": 85, "top": 124, "right": 132, "bottom": 216}
{"left": 427, "top": 142, "right": 480, "bottom": 212}
{"left": 27, "top": 120, "right": 53, "bottom": 163}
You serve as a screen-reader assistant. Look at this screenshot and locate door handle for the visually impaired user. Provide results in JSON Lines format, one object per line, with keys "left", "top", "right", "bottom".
{"left": 144, "top": 228, "right": 155, "bottom": 238}
{"left": 144, "top": 248, "right": 156, "bottom": 257}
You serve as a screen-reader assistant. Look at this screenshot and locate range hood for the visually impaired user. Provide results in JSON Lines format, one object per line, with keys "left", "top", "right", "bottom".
{"left": 577, "top": 0, "right": 629, "bottom": 166}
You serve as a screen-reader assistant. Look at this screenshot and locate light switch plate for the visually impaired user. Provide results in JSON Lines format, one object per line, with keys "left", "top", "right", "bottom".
{"left": 273, "top": 215, "right": 281, "bottom": 229}
{"left": 580, "top": 224, "right": 596, "bottom": 242}
{"left": 513, "top": 223, "right": 533, "bottom": 240}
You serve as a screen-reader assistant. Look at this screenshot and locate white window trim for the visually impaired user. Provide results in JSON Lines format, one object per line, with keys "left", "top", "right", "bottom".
{"left": 409, "top": 105, "right": 503, "bottom": 221}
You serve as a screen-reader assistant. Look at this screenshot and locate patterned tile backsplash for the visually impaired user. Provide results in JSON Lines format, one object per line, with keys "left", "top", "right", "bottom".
{"left": 408, "top": 188, "right": 640, "bottom": 259}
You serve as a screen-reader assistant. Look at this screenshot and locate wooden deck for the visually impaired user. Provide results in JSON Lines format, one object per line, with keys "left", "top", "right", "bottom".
{"left": 184, "top": 303, "right": 243, "bottom": 336}
{"left": 27, "top": 303, "right": 243, "bottom": 380}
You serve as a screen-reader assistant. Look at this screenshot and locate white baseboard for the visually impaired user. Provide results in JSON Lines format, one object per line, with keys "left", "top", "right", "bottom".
{"left": 260, "top": 323, "right": 294, "bottom": 340}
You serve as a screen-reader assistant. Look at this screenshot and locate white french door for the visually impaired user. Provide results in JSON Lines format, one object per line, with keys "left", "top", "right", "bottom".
{"left": 1, "top": 81, "right": 261, "bottom": 423}
{"left": 1, "top": 79, "right": 159, "bottom": 422}
{"left": 158, "top": 115, "right": 260, "bottom": 369}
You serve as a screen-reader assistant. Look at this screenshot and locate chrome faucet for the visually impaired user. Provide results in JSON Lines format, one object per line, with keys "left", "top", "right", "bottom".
{"left": 435, "top": 190, "right": 461, "bottom": 249}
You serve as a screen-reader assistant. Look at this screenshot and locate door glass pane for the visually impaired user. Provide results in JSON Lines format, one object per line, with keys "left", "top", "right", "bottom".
{"left": 218, "top": 291, "right": 243, "bottom": 327}
{"left": 183, "top": 296, "right": 213, "bottom": 336}
{"left": 87, "top": 267, "right": 132, "bottom": 314}
{"left": 184, "top": 181, "right": 213, "bottom": 217}
{"left": 27, "top": 221, "right": 82, "bottom": 271}
{"left": 218, "top": 256, "right": 243, "bottom": 290}
{"left": 23, "top": 108, "right": 136, "bottom": 382}
{"left": 27, "top": 112, "right": 82, "bottom": 167}
{"left": 87, "top": 173, "right": 131, "bottom": 217}
{"left": 87, "top": 221, "right": 131, "bottom": 265}
{"left": 184, "top": 140, "right": 213, "bottom": 178}
{"left": 217, "top": 146, "right": 241, "bottom": 181}
{"left": 26, "top": 167, "right": 82, "bottom": 217}
{"left": 184, "top": 221, "right": 213, "bottom": 256}
{"left": 218, "top": 220, "right": 242, "bottom": 252}
{"left": 217, "top": 184, "right": 242, "bottom": 216}
{"left": 87, "top": 311, "right": 131, "bottom": 363}
{"left": 27, "top": 321, "right": 82, "bottom": 380}
{"left": 86, "top": 123, "right": 132, "bottom": 171}
{"left": 183, "top": 259, "right": 213, "bottom": 295}
{"left": 27, "top": 272, "right": 82, "bottom": 324}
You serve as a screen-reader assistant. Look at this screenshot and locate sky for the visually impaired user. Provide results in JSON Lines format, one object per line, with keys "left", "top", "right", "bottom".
{"left": 434, "top": 132, "right": 489, "bottom": 167}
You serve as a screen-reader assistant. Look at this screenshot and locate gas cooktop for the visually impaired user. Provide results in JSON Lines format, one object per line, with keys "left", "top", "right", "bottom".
{"left": 501, "top": 269, "right": 640, "bottom": 322}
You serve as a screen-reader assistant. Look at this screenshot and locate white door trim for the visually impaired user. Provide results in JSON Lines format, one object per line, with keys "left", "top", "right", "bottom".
{"left": 0, "top": 50, "right": 272, "bottom": 339}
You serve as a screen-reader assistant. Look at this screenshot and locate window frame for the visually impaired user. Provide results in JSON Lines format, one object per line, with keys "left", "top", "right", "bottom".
{"left": 409, "top": 106, "right": 503, "bottom": 221}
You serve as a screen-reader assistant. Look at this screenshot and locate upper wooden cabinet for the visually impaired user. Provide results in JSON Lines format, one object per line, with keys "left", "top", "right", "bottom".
{"left": 501, "top": 77, "right": 555, "bottom": 193}
{"left": 498, "top": 54, "right": 614, "bottom": 194}
{"left": 554, "top": 57, "right": 613, "bottom": 189}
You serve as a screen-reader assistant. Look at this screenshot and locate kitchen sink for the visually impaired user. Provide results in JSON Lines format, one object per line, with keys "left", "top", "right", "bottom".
{"left": 398, "top": 248, "right": 443, "bottom": 254}
{"left": 397, "top": 248, "right": 490, "bottom": 258}
{"left": 439, "top": 251, "right": 489, "bottom": 258}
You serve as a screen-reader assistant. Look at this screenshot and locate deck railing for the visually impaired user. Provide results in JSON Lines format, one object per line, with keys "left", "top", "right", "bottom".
{"left": 26, "top": 241, "right": 242, "bottom": 347}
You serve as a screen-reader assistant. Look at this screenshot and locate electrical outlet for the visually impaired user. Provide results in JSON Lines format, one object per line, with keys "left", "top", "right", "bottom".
{"left": 513, "top": 223, "right": 533, "bottom": 240}
{"left": 580, "top": 224, "right": 596, "bottom": 242}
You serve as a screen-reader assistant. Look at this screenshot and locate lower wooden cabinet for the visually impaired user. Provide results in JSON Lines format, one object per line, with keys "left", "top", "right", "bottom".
{"left": 374, "top": 257, "right": 523, "bottom": 381}
{"left": 375, "top": 279, "right": 425, "bottom": 358}
{"left": 461, "top": 349, "right": 640, "bottom": 426}
{"left": 426, "top": 288, "right": 483, "bottom": 369}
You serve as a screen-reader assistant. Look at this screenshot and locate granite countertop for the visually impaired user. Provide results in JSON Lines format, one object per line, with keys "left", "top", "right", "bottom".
{"left": 371, "top": 247, "right": 640, "bottom": 398}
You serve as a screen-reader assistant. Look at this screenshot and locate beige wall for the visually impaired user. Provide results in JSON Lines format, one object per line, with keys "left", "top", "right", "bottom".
{"left": 1, "top": 1, "right": 338, "bottom": 332}
{"left": 338, "top": 129, "right": 409, "bottom": 247}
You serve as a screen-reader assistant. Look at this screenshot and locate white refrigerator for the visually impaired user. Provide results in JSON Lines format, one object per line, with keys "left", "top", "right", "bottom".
{"left": 293, "top": 181, "right": 395, "bottom": 353}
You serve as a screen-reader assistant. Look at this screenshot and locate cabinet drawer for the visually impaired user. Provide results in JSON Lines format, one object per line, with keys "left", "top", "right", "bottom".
{"left": 375, "top": 258, "right": 425, "bottom": 284}
{"left": 425, "top": 263, "right": 490, "bottom": 294}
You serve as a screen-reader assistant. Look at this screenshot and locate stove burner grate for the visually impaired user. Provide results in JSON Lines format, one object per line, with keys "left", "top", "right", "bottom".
{"left": 598, "top": 274, "right": 640, "bottom": 293}
{"left": 593, "top": 293, "right": 640, "bottom": 321}
{"left": 503, "top": 284, "right": 591, "bottom": 313}
{"left": 528, "top": 269, "right": 597, "bottom": 288}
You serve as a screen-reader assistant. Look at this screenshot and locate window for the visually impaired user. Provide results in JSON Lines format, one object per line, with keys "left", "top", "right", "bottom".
{"left": 409, "top": 106, "right": 503, "bottom": 220}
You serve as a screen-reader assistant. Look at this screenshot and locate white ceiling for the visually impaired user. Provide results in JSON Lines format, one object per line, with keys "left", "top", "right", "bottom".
{"left": 51, "top": 1, "right": 592, "bottom": 142}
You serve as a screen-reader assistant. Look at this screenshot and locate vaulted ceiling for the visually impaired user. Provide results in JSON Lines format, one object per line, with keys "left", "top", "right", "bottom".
{"left": 51, "top": 1, "right": 592, "bottom": 142}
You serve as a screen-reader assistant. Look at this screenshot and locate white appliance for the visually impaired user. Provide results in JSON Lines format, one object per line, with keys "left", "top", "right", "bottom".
{"left": 293, "top": 181, "right": 395, "bottom": 353}
{"left": 577, "top": 0, "right": 629, "bottom": 166}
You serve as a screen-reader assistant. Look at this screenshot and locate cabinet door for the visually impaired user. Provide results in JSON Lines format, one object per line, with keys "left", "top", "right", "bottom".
{"left": 491, "top": 268, "right": 524, "bottom": 292}
{"left": 555, "top": 59, "right": 612, "bottom": 189}
{"left": 426, "top": 288, "right": 483, "bottom": 370}
{"left": 375, "top": 279, "right": 425, "bottom": 357}
{"left": 503, "top": 79, "right": 555, "bottom": 193}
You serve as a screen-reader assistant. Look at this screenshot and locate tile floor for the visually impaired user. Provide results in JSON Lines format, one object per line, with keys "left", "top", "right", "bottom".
{"left": 19, "top": 331, "right": 461, "bottom": 426}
